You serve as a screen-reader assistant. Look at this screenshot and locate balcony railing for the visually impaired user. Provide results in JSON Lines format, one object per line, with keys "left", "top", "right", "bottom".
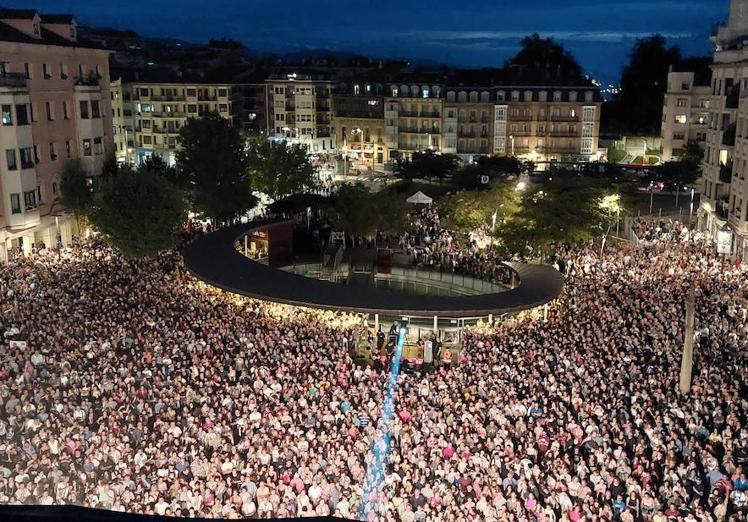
{"left": 399, "top": 127, "right": 441, "bottom": 135}
{"left": 510, "top": 114, "right": 534, "bottom": 121}
{"left": 0, "top": 73, "right": 28, "bottom": 88}
{"left": 550, "top": 115, "right": 578, "bottom": 122}
{"left": 549, "top": 131, "right": 580, "bottom": 137}
{"left": 198, "top": 95, "right": 217, "bottom": 101}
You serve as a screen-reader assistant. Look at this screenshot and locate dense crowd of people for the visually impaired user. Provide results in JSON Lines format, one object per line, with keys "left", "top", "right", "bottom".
{"left": 0, "top": 216, "right": 746, "bottom": 521}
{"left": 407, "top": 208, "right": 515, "bottom": 286}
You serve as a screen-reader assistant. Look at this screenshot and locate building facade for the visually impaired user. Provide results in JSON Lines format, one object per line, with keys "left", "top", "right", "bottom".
{"left": 332, "top": 82, "right": 386, "bottom": 170}
{"left": 0, "top": 7, "right": 112, "bottom": 260}
{"left": 384, "top": 83, "right": 444, "bottom": 161}
{"left": 266, "top": 74, "right": 336, "bottom": 155}
{"left": 700, "top": 0, "right": 748, "bottom": 258}
{"left": 111, "top": 80, "right": 234, "bottom": 166}
{"left": 660, "top": 70, "right": 711, "bottom": 162}
{"left": 232, "top": 82, "right": 268, "bottom": 135}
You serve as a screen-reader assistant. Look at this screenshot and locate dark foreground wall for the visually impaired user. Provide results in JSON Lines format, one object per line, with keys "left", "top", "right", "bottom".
{"left": 0, "top": 505, "right": 351, "bottom": 522}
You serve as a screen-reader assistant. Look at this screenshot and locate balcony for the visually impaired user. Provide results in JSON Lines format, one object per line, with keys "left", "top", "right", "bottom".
{"left": 0, "top": 73, "right": 28, "bottom": 88}
{"left": 511, "top": 114, "right": 534, "bottom": 121}
{"left": 549, "top": 131, "right": 580, "bottom": 137}
{"left": 719, "top": 163, "right": 733, "bottom": 183}
{"left": 550, "top": 114, "right": 578, "bottom": 122}
{"left": 151, "top": 95, "right": 186, "bottom": 102}
{"left": 73, "top": 74, "right": 101, "bottom": 87}
{"left": 20, "top": 160, "right": 34, "bottom": 170}
{"left": 198, "top": 94, "right": 218, "bottom": 101}
{"left": 458, "top": 131, "right": 476, "bottom": 138}
{"left": 399, "top": 127, "right": 441, "bottom": 135}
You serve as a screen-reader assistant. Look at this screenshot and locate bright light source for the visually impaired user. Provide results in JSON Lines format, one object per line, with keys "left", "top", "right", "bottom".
{"left": 515, "top": 181, "right": 527, "bottom": 191}
{"left": 599, "top": 194, "right": 621, "bottom": 213}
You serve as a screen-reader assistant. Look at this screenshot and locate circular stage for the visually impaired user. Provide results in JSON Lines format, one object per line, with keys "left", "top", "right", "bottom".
{"left": 182, "top": 219, "right": 564, "bottom": 318}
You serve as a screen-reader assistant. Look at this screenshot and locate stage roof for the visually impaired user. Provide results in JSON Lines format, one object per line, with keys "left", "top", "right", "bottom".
{"left": 183, "top": 220, "right": 564, "bottom": 317}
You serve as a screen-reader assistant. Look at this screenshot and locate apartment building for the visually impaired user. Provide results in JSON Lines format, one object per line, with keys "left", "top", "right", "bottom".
{"left": 384, "top": 83, "right": 444, "bottom": 161}
{"left": 442, "top": 89, "right": 493, "bottom": 160}
{"left": 266, "top": 74, "right": 336, "bottom": 155}
{"left": 660, "top": 70, "right": 711, "bottom": 161}
{"left": 332, "top": 81, "right": 386, "bottom": 169}
{"left": 232, "top": 82, "right": 268, "bottom": 135}
{"left": 700, "top": 0, "right": 748, "bottom": 258}
{"left": 0, "top": 7, "right": 112, "bottom": 260}
{"left": 111, "top": 80, "right": 233, "bottom": 165}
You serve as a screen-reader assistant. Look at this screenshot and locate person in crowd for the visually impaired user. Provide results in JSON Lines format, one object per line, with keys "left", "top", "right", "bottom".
{"left": 0, "top": 216, "right": 745, "bottom": 521}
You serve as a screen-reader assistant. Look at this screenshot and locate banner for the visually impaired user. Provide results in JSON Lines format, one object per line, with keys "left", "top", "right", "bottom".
{"left": 717, "top": 229, "right": 732, "bottom": 255}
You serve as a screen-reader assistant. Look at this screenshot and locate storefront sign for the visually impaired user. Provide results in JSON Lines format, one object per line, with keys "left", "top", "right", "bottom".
{"left": 717, "top": 229, "right": 733, "bottom": 255}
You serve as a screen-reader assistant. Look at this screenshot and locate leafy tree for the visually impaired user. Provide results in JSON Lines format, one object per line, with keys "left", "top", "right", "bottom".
{"left": 88, "top": 168, "right": 186, "bottom": 258}
{"left": 475, "top": 156, "right": 526, "bottom": 178}
{"left": 452, "top": 165, "right": 485, "bottom": 191}
{"left": 682, "top": 140, "right": 704, "bottom": 166}
{"left": 609, "top": 36, "right": 682, "bottom": 135}
{"left": 59, "top": 159, "right": 92, "bottom": 227}
{"left": 100, "top": 153, "right": 120, "bottom": 182}
{"left": 394, "top": 150, "right": 459, "bottom": 183}
{"left": 141, "top": 154, "right": 176, "bottom": 180}
{"left": 246, "top": 137, "right": 318, "bottom": 200}
{"left": 330, "top": 184, "right": 409, "bottom": 241}
{"left": 506, "top": 33, "right": 584, "bottom": 82}
{"left": 440, "top": 181, "right": 520, "bottom": 235}
{"left": 497, "top": 181, "right": 607, "bottom": 256}
{"left": 655, "top": 160, "right": 701, "bottom": 187}
{"left": 176, "top": 114, "right": 255, "bottom": 224}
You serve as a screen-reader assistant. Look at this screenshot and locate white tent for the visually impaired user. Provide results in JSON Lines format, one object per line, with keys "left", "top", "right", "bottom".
{"left": 406, "top": 191, "right": 433, "bottom": 205}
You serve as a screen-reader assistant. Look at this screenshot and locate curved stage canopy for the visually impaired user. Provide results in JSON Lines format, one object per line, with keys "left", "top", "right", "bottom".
{"left": 182, "top": 220, "right": 564, "bottom": 318}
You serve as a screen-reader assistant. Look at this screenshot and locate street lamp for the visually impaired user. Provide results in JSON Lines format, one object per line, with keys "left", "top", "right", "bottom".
{"left": 509, "top": 135, "right": 515, "bottom": 157}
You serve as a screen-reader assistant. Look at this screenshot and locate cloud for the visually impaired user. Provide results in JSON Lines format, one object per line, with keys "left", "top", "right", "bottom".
{"left": 404, "top": 29, "right": 694, "bottom": 44}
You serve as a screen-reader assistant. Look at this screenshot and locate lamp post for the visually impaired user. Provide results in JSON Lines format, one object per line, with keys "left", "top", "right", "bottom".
{"left": 675, "top": 183, "right": 680, "bottom": 209}
{"left": 649, "top": 182, "right": 654, "bottom": 215}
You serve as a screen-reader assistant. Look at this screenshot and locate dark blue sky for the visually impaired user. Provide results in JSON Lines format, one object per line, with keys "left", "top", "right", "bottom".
{"left": 9, "top": 0, "right": 726, "bottom": 85}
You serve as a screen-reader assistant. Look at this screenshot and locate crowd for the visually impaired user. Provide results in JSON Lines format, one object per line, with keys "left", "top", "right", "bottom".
{"left": 407, "top": 208, "right": 515, "bottom": 286}
{"left": 0, "top": 217, "right": 745, "bottom": 521}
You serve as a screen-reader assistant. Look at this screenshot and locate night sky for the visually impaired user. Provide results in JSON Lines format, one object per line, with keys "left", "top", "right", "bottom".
{"left": 7, "top": 0, "right": 726, "bottom": 85}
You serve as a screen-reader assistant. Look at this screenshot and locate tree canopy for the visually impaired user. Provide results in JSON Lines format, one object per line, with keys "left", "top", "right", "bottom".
{"left": 246, "top": 137, "right": 318, "bottom": 200}
{"left": 331, "top": 184, "right": 409, "bottom": 239}
{"left": 394, "top": 150, "right": 460, "bottom": 183}
{"left": 506, "top": 34, "right": 584, "bottom": 82}
{"left": 176, "top": 114, "right": 255, "bottom": 224}
{"left": 59, "top": 159, "right": 92, "bottom": 218}
{"left": 440, "top": 181, "right": 520, "bottom": 235}
{"left": 88, "top": 167, "right": 186, "bottom": 258}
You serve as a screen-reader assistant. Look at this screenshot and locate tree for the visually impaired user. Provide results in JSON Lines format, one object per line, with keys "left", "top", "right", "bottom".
{"left": 141, "top": 154, "right": 177, "bottom": 180}
{"left": 440, "top": 181, "right": 520, "bottom": 235}
{"left": 100, "top": 153, "right": 120, "bottom": 182}
{"left": 59, "top": 159, "right": 92, "bottom": 227}
{"left": 176, "top": 114, "right": 255, "bottom": 224}
{"left": 610, "top": 36, "right": 682, "bottom": 135}
{"left": 506, "top": 34, "right": 584, "bottom": 82}
{"left": 452, "top": 165, "right": 485, "bottom": 191}
{"left": 497, "top": 181, "right": 607, "bottom": 256}
{"left": 246, "top": 137, "right": 318, "bottom": 200}
{"left": 88, "top": 168, "right": 186, "bottom": 258}
{"left": 394, "top": 150, "right": 459, "bottom": 183}
{"left": 475, "top": 156, "right": 526, "bottom": 178}
{"left": 330, "top": 184, "right": 409, "bottom": 241}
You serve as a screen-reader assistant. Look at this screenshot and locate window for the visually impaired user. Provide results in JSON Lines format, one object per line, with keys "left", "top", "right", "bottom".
{"left": 141, "top": 119, "right": 151, "bottom": 129}
{"left": 82, "top": 139, "right": 92, "bottom": 156}
{"left": 24, "top": 63, "right": 31, "bottom": 79}
{"left": 45, "top": 101, "right": 53, "bottom": 121}
{"left": 91, "top": 100, "right": 100, "bottom": 118}
{"left": 5, "top": 149, "right": 17, "bottom": 170}
{"left": 218, "top": 103, "right": 228, "bottom": 113}
{"left": 20, "top": 147, "right": 34, "bottom": 168}
{"left": 62, "top": 101, "right": 69, "bottom": 120}
{"left": 52, "top": 182, "right": 58, "bottom": 196}
{"left": 186, "top": 88, "right": 197, "bottom": 97}
{"left": 187, "top": 104, "right": 197, "bottom": 113}
{"left": 142, "top": 135, "right": 152, "bottom": 145}
{"left": 673, "top": 132, "right": 686, "bottom": 140}
{"left": 553, "top": 91, "right": 562, "bottom": 102}
{"left": 218, "top": 88, "right": 228, "bottom": 97}
{"left": 15, "top": 104, "right": 28, "bottom": 125}
{"left": 139, "top": 88, "right": 149, "bottom": 97}
{"left": 681, "top": 82, "right": 690, "bottom": 90}
{"left": 10, "top": 194, "right": 20, "bottom": 214}
{"left": 511, "top": 91, "right": 520, "bottom": 101}
{"left": 569, "top": 91, "right": 578, "bottom": 102}
{"left": 93, "top": 137, "right": 103, "bottom": 155}
{"left": 29, "top": 103, "right": 36, "bottom": 122}
{"left": 80, "top": 101, "right": 89, "bottom": 119}
{"left": 33, "top": 145, "right": 40, "bottom": 164}
{"left": 23, "top": 190, "right": 36, "bottom": 209}
{"left": 676, "top": 98, "right": 688, "bottom": 107}
{"left": 49, "top": 142, "right": 57, "bottom": 161}
{"left": 66, "top": 140, "right": 72, "bottom": 159}
{"left": 43, "top": 63, "right": 51, "bottom": 79}
{"left": 1, "top": 105, "right": 11, "bottom": 125}
{"left": 60, "top": 63, "right": 68, "bottom": 79}
{"left": 676, "top": 114, "right": 687, "bottom": 124}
